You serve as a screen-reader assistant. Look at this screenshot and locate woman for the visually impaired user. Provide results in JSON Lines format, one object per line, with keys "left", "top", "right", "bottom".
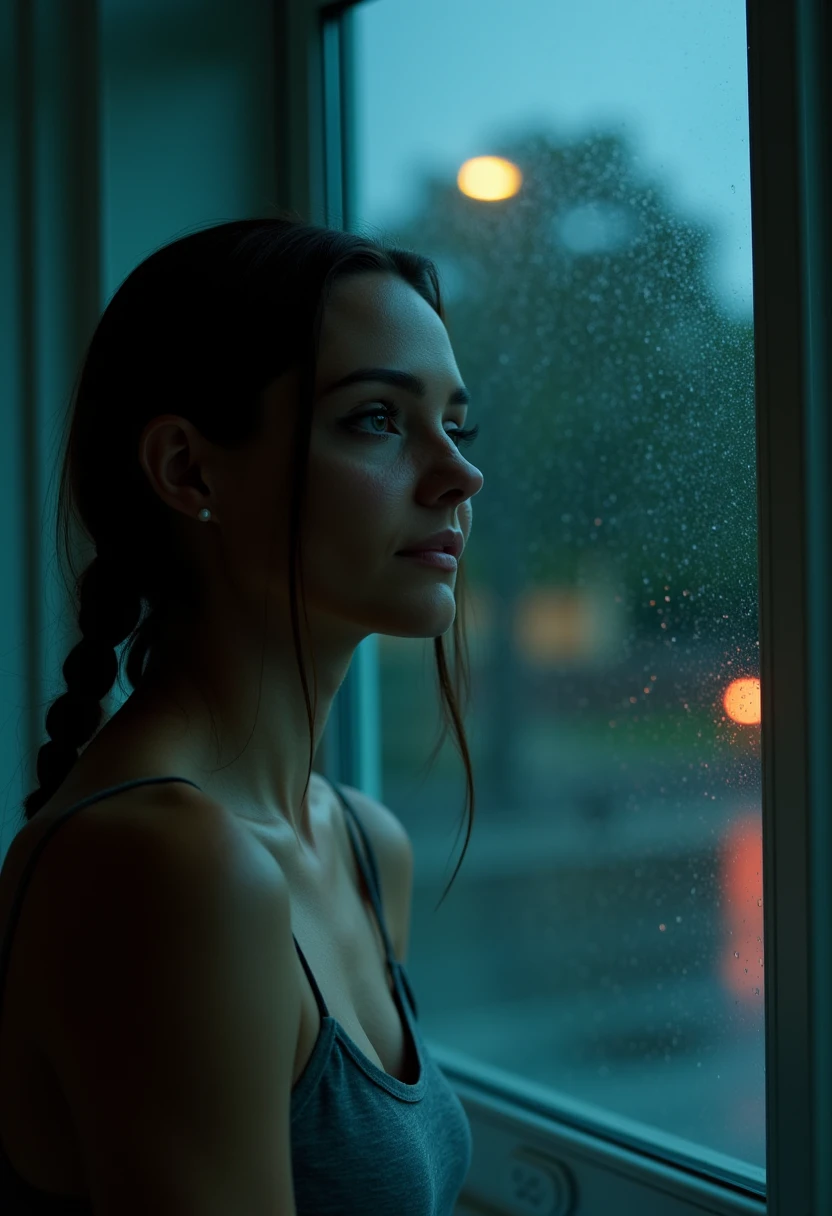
{"left": 0, "top": 216, "right": 483, "bottom": 1214}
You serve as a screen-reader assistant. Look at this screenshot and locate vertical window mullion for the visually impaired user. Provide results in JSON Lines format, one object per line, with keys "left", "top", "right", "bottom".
{"left": 318, "top": 4, "right": 382, "bottom": 799}
{"left": 747, "top": 1, "right": 832, "bottom": 1213}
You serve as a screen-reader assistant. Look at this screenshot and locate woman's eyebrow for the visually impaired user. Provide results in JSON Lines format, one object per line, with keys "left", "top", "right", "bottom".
{"left": 320, "top": 366, "right": 470, "bottom": 407}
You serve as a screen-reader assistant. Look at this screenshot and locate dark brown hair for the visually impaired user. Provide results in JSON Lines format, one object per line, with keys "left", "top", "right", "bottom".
{"left": 21, "top": 214, "right": 475, "bottom": 911}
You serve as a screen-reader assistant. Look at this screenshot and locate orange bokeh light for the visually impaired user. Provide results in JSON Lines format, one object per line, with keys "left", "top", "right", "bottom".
{"left": 457, "top": 156, "right": 523, "bottom": 202}
{"left": 723, "top": 676, "right": 761, "bottom": 725}
{"left": 719, "top": 814, "right": 764, "bottom": 1006}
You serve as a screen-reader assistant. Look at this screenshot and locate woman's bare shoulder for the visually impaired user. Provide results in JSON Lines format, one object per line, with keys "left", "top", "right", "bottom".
{"left": 24, "top": 771, "right": 269, "bottom": 895}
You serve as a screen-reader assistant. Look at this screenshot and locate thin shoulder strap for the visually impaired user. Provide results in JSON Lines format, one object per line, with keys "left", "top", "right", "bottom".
{"left": 0, "top": 777, "right": 202, "bottom": 1001}
{"left": 320, "top": 775, "right": 398, "bottom": 972}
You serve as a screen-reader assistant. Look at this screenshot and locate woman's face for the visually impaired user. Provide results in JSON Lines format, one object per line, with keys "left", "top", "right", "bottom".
{"left": 217, "top": 271, "right": 484, "bottom": 647}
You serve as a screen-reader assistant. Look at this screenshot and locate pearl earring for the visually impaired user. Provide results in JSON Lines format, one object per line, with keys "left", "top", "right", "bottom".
{"left": 197, "top": 508, "right": 212, "bottom": 521}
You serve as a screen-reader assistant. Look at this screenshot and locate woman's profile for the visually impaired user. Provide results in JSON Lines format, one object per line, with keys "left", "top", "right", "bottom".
{"left": 0, "top": 215, "right": 483, "bottom": 1214}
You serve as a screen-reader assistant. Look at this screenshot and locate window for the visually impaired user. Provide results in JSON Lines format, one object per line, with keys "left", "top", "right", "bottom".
{"left": 317, "top": 0, "right": 831, "bottom": 1212}
{"left": 349, "top": 0, "right": 763, "bottom": 1186}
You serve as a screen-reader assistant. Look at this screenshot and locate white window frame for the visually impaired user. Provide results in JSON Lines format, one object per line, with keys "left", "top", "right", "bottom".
{"left": 283, "top": 1, "right": 832, "bottom": 1212}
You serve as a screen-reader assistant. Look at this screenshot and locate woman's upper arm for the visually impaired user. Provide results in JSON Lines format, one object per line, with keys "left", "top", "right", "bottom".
{"left": 38, "top": 803, "right": 300, "bottom": 1215}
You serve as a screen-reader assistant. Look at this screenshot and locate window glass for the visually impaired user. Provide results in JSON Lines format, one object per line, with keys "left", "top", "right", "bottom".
{"left": 351, "top": 0, "right": 763, "bottom": 1180}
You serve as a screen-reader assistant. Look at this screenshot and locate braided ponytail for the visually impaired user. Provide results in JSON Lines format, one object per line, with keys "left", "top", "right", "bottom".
{"left": 22, "top": 552, "right": 146, "bottom": 819}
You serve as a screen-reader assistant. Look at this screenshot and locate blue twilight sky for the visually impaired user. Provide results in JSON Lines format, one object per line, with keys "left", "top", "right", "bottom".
{"left": 351, "top": 0, "right": 752, "bottom": 322}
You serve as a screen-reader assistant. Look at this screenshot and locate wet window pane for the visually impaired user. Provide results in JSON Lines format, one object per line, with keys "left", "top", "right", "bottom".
{"left": 351, "top": 0, "right": 763, "bottom": 1182}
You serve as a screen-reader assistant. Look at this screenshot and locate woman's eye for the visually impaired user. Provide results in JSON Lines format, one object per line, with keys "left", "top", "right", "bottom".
{"left": 347, "top": 401, "right": 480, "bottom": 448}
{"left": 351, "top": 405, "right": 398, "bottom": 436}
